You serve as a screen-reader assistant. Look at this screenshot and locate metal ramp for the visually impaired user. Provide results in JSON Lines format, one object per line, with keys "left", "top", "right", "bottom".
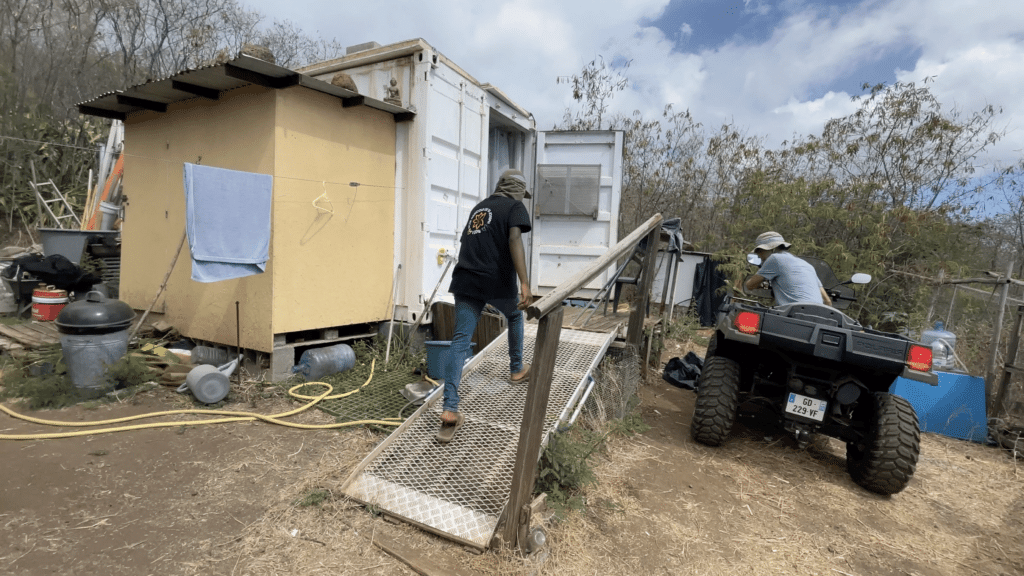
{"left": 340, "top": 323, "right": 616, "bottom": 549}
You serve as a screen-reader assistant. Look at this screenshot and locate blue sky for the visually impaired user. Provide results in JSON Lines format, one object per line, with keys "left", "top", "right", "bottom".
{"left": 246, "top": 0, "right": 1024, "bottom": 174}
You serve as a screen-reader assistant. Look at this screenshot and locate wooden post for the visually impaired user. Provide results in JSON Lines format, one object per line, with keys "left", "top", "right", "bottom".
{"left": 992, "top": 305, "right": 1024, "bottom": 419}
{"left": 985, "top": 260, "right": 1014, "bottom": 413}
{"left": 626, "top": 227, "right": 661, "bottom": 351}
{"left": 926, "top": 269, "right": 944, "bottom": 326}
{"left": 500, "top": 306, "right": 563, "bottom": 551}
{"left": 665, "top": 255, "right": 680, "bottom": 324}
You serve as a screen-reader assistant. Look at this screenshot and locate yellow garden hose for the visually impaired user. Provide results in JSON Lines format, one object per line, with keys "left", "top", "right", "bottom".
{"left": 0, "top": 359, "right": 404, "bottom": 440}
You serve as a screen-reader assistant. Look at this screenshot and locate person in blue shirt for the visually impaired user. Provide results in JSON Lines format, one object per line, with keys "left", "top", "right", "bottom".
{"left": 743, "top": 231, "right": 832, "bottom": 307}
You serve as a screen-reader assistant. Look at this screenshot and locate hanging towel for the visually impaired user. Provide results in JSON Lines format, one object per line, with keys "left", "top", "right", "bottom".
{"left": 183, "top": 163, "right": 273, "bottom": 283}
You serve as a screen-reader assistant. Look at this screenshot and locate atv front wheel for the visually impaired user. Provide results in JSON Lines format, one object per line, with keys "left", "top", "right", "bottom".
{"left": 846, "top": 392, "right": 920, "bottom": 495}
{"left": 690, "top": 355, "right": 741, "bottom": 446}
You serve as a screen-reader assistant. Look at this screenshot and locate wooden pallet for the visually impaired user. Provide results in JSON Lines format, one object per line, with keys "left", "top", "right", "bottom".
{"left": 0, "top": 322, "right": 61, "bottom": 351}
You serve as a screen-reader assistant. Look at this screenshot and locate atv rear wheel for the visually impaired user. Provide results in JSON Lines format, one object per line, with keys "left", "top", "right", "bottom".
{"left": 846, "top": 392, "right": 920, "bottom": 495}
{"left": 690, "top": 355, "right": 741, "bottom": 446}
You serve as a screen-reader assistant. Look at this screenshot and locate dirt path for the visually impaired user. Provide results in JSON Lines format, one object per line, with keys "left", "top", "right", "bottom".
{"left": 1, "top": 345, "right": 1022, "bottom": 575}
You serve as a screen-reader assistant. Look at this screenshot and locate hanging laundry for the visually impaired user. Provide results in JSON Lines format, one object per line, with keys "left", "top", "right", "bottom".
{"left": 183, "top": 163, "right": 272, "bottom": 283}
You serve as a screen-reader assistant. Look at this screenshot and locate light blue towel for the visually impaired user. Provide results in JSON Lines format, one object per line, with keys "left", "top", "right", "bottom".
{"left": 183, "top": 163, "right": 273, "bottom": 283}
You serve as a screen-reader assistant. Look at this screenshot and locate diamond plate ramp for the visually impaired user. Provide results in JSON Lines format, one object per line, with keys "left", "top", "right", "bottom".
{"left": 340, "top": 324, "right": 616, "bottom": 549}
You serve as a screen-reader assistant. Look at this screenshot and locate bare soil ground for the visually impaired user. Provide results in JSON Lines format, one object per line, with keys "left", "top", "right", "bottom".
{"left": 1, "top": 336, "right": 1022, "bottom": 576}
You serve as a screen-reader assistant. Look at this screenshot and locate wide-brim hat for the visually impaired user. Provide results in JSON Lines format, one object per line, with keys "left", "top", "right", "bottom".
{"left": 754, "top": 231, "right": 791, "bottom": 251}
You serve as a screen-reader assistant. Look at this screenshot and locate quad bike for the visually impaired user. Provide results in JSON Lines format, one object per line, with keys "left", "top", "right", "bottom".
{"left": 690, "top": 254, "right": 937, "bottom": 494}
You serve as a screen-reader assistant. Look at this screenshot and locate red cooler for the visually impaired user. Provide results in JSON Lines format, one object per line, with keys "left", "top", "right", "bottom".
{"left": 32, "top": 285, "right": 69, "bottom": 322}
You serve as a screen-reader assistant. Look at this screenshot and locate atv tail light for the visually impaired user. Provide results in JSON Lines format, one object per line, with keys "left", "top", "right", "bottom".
{"left": 907, "top": 344, "right": 933, "bottom": 372}
{"left": 734, "top": 311, "right": 761, "bottom": 335}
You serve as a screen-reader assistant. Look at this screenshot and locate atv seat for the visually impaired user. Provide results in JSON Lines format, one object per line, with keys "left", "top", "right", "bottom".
{"left": 775, "top": 302, "right": 860, "bottom": 330}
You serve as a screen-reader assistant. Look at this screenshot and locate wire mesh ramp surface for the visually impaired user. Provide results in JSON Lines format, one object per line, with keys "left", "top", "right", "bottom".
{"left": 340, "top": 324, "right": 616, "bottom": 549}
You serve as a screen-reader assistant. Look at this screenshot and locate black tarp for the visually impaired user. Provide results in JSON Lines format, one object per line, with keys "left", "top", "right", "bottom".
{"left": 662, "top": 351, "right": 705, "bottom": 390}
{"left": 2, "top": 254, "right": 101, "bottom": 295}
{"left": 691, "top": 258, "right": 728, "bottom": 327}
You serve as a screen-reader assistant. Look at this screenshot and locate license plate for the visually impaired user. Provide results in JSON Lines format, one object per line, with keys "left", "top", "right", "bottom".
{"left": 786, "top": 393, "right": 827, "bottom": 421}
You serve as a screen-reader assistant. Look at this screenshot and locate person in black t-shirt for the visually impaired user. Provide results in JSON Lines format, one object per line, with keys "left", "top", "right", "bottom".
{"left": 436, "top": 169, "right": 533, "bottom": 443}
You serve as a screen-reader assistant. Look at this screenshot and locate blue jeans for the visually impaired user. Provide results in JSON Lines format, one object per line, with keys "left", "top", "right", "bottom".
{"left": 442, "top": 294, "right": 525, "bottom": 413}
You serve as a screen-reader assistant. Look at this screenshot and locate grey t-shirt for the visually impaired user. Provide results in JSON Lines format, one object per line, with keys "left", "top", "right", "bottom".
{"left": 757, "top": 252, "right": 824, "bottom": 305}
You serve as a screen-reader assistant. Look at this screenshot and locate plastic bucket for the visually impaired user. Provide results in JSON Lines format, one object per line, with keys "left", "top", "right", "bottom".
{"left": 32, "top": 285, "right": 68, "bottom": 322}
{"left": 98, "top": 201, "right": 119, "bottom": 230}
{"left": 60, "top": 329, "right": 129, "bottom": 397}
{"left": 424, "top": 340, "right": 451, "bottom": 379}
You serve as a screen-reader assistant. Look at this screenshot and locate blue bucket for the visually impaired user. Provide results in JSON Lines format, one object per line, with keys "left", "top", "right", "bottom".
{"left": 424, "top": 340, "right": 452, "bottom": 379}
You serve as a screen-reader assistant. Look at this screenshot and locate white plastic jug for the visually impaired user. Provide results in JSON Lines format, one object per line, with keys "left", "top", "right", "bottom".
{"left": 921, "top": 321, "right": 956, "bottom": 370}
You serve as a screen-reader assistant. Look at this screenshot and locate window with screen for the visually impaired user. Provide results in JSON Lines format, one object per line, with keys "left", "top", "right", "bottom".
{"left": 535, "top": 164, "right": 601, "bottom": 218}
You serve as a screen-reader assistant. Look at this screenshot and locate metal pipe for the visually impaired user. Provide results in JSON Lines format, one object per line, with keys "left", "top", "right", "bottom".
{"left": 385, "top": 264, "right": 402, "bottom": 364}
{"left": 567, "top": 377, "right": 596, "bottom": 427}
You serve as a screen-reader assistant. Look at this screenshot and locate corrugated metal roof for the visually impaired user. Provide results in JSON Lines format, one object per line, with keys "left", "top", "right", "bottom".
{"left": 77, "top": 54, "right": 414, "bottom": 122}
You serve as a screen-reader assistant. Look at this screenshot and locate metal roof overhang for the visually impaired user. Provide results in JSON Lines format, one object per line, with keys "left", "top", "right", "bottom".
{"left": 77, "top": 54, "right": 415, "bottom": 123}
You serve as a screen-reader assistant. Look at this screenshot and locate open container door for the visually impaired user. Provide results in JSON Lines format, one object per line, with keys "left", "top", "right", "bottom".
{"left": 530, "top": 130, "right": 623, "bottom": 298}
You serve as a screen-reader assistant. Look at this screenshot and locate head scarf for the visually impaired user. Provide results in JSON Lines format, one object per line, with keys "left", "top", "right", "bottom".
{"left": 492, "top": 169, "right": 532, "bottom": 202}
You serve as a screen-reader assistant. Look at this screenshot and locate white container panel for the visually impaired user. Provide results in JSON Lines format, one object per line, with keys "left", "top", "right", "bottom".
{"left": 650, "top": 252, "right": 708, "bottom": 306}
{"left": 531, "top": 131, "right": 623, "bottom": 296}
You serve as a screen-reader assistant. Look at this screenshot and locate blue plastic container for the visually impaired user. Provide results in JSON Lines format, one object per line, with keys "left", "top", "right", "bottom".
{"left": 891, "top": 371, "right": 987, "bottom": 443}
{"left": 292, "top": 343, "right": 356, "bottom": 382}
{"left": 424, "top": 340, "right": 452, "bottom": 380}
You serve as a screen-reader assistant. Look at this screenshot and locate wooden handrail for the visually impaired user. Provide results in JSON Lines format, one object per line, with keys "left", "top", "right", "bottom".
{"left": 526, "top": 213, "right": 664, "bottom": 320}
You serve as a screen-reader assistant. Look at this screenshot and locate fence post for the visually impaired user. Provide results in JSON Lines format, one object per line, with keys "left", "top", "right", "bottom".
{"left": 991, "top": 305, "right": 1024, "bottom": 419}
{"left": 626, "top": 227, "right": 661, "bottom": 353}
{"left": 986, "top": 260, "right": 1015, "bottom": 413}
{"left": 500, "top": 306, "right": 564, "bottom": 551}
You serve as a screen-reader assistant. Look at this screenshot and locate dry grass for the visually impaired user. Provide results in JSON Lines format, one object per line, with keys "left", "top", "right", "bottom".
{"left": 3, "top": 331, "right": 1022, "bottom": 576}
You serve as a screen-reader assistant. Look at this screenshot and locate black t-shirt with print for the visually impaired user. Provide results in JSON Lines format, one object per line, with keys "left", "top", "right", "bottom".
{"left": 449, "top": 195, "right": 532, "bottom": 301}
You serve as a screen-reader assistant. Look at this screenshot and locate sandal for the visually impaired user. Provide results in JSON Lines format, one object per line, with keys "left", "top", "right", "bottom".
{"left": 510, "top": 363, "right": 531, "bottom": 384}
{"left": 436, "top": 411, "right": 465, "bottom": 443}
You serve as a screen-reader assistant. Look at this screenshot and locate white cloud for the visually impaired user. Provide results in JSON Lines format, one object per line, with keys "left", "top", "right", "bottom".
{"left": 250, "top": 0, "right": 1024, "bottom": 167}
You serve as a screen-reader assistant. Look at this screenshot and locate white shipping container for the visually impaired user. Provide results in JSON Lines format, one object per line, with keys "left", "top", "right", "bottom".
{"left": 302, "top": 39, "right": 623, "bottom": 323}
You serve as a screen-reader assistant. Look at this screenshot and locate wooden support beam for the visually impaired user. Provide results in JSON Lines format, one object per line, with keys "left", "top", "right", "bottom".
{"left": 992, "top": 305, "right": 1024, "bottom": 419}
{"left": 527, "top": 214, "right": 663, "bottom": 320}
{"left": 626, "top": 226, "right": 661, "bottom": 352}
{"left": 171, "top": 80, "right": 220, "bottom": 100}
{"left": 372, "top": 533, "right": 482, "bottom": 576}
{"left": 115, "top": 94, "right": 168, "bottom": 112}
{"left": 986, "top": 260, "right": 1015, "bottom": 413}
{"left": 342, "top": 96, "right": 366, "bottom": 107}
{"left": 224, "top": 63, "right": 300, "bottom": 89}
{"left": 500, "top": 306, "right": 563, "bottom": 550}
{"left": 77, "top": 105, "right": 126, "bottom": 121}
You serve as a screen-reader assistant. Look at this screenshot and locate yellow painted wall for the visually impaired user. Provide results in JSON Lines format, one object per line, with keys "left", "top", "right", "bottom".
{"left": 121, "top": 84, "right": 396, "bottom": 352}
{"left": 271, "top": 88, "right": 395, "bottom": 333}
{"left": 122, "top": 85, "right": 276, "bottom": 351}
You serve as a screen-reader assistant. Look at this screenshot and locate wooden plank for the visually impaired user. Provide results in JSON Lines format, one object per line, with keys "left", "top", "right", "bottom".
{"left": 993, "top": 305, "right": 1024, "bottom": 417}
{"left": 0, "top": 325, "right": 48, "bottom": 347}
{"left": 986, "top": 261, "right": 1015, "bottom": 414}
{"left": 16, "top": 322, "right": 60, "bottom": 344}
{"left": 372, "top": 532, "right": 482, "bottom": 576}
{"left": 20, "top": 323, "right": 60, "bottom": 343}
{"left": 526, "top": 214, "right": 663, "bottom": 320}
{"left": 626, "top": 227, "right": 661, "bottom": 351}
{"left": 0, "top": 335, "right": 25, "bottom": 353}
{"left": 500, "top": 307, "right": 563, "bottom": 550}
